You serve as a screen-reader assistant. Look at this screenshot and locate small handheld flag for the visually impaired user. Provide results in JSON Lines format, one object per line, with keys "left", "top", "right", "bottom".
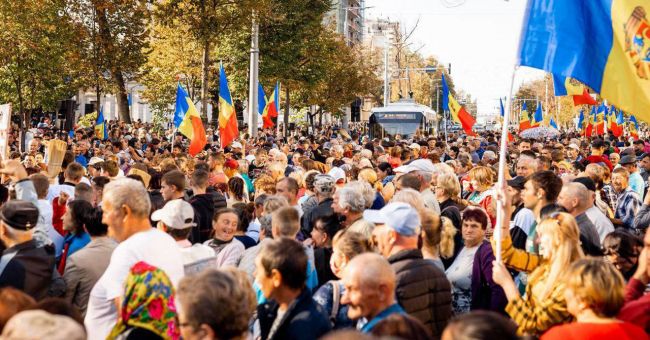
{"left": 94, "top": 107, "right": 107, "bottom": 140}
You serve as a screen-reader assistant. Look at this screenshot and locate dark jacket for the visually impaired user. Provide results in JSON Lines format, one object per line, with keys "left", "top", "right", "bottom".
{"left": 0, "top": 240, "right": 56, "bottom": 300}
{"left": 301, "top": 198, "right": 333, "bottom": 235}
{"left": 189, "top": 193, "right": 215, "bottom": 244}
{"left": 258, "top": 289, "right": 331, "bottom": 340}
{"left": 470, "top": 241, "right": 507, "bottom": 314}
{"left": 387, "top": 249, "right": 452, "bottom": 339}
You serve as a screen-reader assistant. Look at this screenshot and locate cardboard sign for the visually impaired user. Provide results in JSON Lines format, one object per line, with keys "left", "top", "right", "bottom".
{"left": 0, "top": 104, "right": 11, "bottom": 159}
{"left": 46, "top": 140, "right": 68, "bottom": 178}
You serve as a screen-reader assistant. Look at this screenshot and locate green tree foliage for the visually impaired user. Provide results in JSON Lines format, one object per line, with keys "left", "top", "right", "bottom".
{"left": 0, "top": 0, "right": 80, "bottom": 128}
{"left": 67, "top": 0, "right": 151, "bottom": 123}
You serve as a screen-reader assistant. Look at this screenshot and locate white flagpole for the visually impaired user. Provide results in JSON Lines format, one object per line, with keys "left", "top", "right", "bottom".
{"left": 494, "top": 66, "right": 518, "bottom": 264}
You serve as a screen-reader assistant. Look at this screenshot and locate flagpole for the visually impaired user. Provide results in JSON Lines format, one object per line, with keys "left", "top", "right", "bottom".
{"left": 494, "top": 66, "right": 519, "bottom": 264}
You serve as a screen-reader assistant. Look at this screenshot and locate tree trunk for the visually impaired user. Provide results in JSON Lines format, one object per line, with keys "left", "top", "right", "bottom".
{"left": 114, "top": 71, "right": 131, "bottom": 123}
{"left": 200, "top": 39, "right": 210, "bottom": 121}
{"left": 284, "top": 85, "right": 290, "bottom": 137}
{"left": 95, "top": 4, "right": 131, "bottom": 123}
{"left": 16, "top": 74, "right": 25, "bottom": 152}
{"left": 318, "top": 109, "right": 323, "bottom": 126}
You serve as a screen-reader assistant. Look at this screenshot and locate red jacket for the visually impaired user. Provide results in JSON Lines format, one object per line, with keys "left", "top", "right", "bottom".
{"left": 52, "top": 197, "right": 66, "bottom": 236}
{"left": 618, "top": 277, "right": 650, "bottom": 333}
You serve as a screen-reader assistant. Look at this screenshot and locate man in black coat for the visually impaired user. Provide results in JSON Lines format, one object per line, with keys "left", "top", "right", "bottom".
{"left": 256, "top": 238, "right": 330, "bottom": 340}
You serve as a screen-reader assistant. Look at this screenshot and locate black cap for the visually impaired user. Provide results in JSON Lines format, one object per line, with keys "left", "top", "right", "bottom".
{"left": 0, "top": 201, "right": 39, "bottom": 231}
{"left": 507, "top": 176, "right": 527, "bottom": 190}
{"left": 641, "top": 153, "right": 650, "bottom": 160}
{"left": 619, "top": 155, "right": 637, "bottom": 165}
{"left": 620, "top": 148, "right": 635, "bottom": 156}
{"left": 591, "top": 139, "right": 606, "bottom": 148}
{"left": 573, "top": 177, "right": 597, "bottom": 192}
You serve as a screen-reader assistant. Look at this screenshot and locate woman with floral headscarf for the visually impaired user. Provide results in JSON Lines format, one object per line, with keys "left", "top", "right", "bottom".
{"left": 108, "top": 261, "right": 180, "bottom": 340}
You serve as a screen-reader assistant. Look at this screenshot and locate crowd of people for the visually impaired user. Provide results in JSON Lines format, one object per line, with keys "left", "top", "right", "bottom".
{"left": 0, "top": 118, "right": 649, "bottom": 340}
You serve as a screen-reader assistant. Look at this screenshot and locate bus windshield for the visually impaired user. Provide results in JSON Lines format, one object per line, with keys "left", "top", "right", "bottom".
{"left": 369, "top": 112, "right": 424, "bottom": 139}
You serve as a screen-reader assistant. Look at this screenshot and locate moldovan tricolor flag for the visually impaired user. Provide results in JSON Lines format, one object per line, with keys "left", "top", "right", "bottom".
{"left": 552, "top": 75, "right": 597, "bottom": 106}
{"left": 630, "top": 115, "right": 640, "bottom": 140}
{"left": 518, "top": 0, "right": 649, "bottom": 122}
{"left": 263, "top": 82, "right": 280, "bottom": 128}
{"left": 94, "top": 107, "right": 107, "bottom": 140}
{"left": 499, "top": 97, "right": 514, "bottom": 142}
{"left": 577, "top": 110, "right": 585, "bottom": 132}
{"left": 442, "top": 75, "right": 476, "bottom": 136}
{"left": 519, "top": 102, "right": 532, "bottom": 131}
{"left": 219, "top": 64, "right": 239, "bottom": 149}
{"left": 532, "top": 102, "right": 543, "bottom": 128}
{"left": 596, "top": 103, "right": 607, "bottom": 135}
{"left": 174, "top": 83, "right": 206, "bottom": 156}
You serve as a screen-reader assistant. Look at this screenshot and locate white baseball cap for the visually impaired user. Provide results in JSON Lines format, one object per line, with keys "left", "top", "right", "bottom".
{"left": 363, "top": 202, "right": 421, "bottom": 236}
{"left": 409, "top": 143, "right": 421, "bottom": 150}
{"left": 394, "top": 159, "right": 436, "bottom": 174}
{"left": 231, "top": 141, "right": 243, "bottom": 149}
{"left": 151, "top": 199, "right": 196, "bottom": 230}
{"left": 88, "top": 157, "right": 104, "bottom": 166}
{"left": 328, "top": 167, "right": 346, "bottom": 183}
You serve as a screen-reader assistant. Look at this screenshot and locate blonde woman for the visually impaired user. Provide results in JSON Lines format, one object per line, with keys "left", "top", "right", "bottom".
{"left": 492, "top": 209, "right": 584, "bottom": 335}
{"left": 466, "top": 166, "right": 496, "bottom": 228}
{"left": 358, "top": 168, "right": 385, "bottom": 209}
{"left": 540, "top": 258, "right": 647, "bottom": 340}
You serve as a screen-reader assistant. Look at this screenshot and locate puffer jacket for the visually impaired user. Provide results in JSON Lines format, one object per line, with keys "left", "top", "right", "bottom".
{"left": 387, "top": 249, "right": 452, "bottom": 340}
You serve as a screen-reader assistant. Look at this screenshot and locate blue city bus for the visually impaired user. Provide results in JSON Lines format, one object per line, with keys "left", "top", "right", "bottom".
{"left": 369, "top": 99, "right": 437, "bottom": 139}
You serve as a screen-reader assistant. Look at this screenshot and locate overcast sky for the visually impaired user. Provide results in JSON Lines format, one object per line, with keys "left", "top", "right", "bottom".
{"left": 365, "top": 0, "right": 546, "bottom": 118}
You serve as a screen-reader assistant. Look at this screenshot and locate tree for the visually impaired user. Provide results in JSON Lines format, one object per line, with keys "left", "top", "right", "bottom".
{"left": 154, "top": 0, "right": 264, "bottom": 121}
{"left": 0, "top": 0, "right": 81, "bottom": 148}
{"left": 67, "top": 0, "right": 151, "bottom": 123}
{"left": 139, "top": 20, "right": 204, "bottom": 130}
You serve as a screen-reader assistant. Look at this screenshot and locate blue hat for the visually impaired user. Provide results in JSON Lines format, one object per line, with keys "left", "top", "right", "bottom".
{"left": 363, "top": 202, "right": 421, "bottom": 236}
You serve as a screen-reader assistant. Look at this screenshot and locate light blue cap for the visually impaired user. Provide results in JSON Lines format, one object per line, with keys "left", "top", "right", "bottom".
{"left": 363, "top": 202, "right": 421, "bottom": 236}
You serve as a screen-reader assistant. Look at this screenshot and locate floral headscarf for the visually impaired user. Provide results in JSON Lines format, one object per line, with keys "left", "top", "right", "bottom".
{"left": 108, "top": 261, "right": 180, "bottom": 340}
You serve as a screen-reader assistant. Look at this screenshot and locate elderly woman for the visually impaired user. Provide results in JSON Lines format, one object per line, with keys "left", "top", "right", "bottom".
{"left": 332, "top": 183, "right": 374, "bottom": 239}
{"left": 357, "top": 168, "right": 385, "bottom": 209}
{"left": 446, "top": 207, "right": 506, "bottom": 315}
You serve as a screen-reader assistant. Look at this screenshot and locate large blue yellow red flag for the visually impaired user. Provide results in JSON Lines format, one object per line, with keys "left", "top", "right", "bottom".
{"left": 174, "top": 83, "right": 207, "bottom": 156}
{"left": 518, "top": 0, "right": 649, "bottom": 122}
{"left": 532, "top": 102, "right": 543, "bottom": 127}
{"left": 258, "top": 82, "right": 267, "bottom": 117}
{"left": 219, "top": 64, "right": 239, "bottom": 149}
{"left": 94, "top": 107, "right": 107, "bottom": 140}
{"left": 442, "top": 74, "right": 476, "bottom": 136}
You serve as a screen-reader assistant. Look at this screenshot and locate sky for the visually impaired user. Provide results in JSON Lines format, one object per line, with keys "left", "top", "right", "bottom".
{"left": 365, "top": 0, "right": 546, "bottom": 118}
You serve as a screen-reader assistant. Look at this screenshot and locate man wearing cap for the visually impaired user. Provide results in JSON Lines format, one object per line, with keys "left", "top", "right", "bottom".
{"left": 366, "top": 202, "right": 452, "bottom": 338}
{"left": 566, "top": 143, "right": 583, "bottom": 162}
{"left": 587, "top": 139, "right": 613, "bottom": 172}
{"left": 408, "top": 143, "right": 421, "bottom": 159}
{"left": 395, "top": 159, "right": 441, "bottom": 214}
{"left": 0, "top": 200, "right": 56, "bottom": 301}
{"left": 506, "top": 176, "right": 535, "bottom": 249}
{"left": 620, "top": 155, "right": 645, "bottom": 200}
{"left": 152, "top": 199, "right": 215, "bottom": 273}
{"left": 633, "top": 140, "right": 646, "bottom": 160}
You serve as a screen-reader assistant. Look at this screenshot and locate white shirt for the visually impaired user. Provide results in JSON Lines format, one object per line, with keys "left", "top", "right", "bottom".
{"left": 46, "top": 183, "right": 76, "bottom": 203}
{"left": 513, "top": 207, "right": 536, "bottom": 236}
{"left": 35, "top": 199, "right": 64, "bottom": 256}
{"left": 84, "top": 228, "right": 184, "bottom": 340}
{"left": 585, "top": 205, "right": 615, "bottom": 244}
